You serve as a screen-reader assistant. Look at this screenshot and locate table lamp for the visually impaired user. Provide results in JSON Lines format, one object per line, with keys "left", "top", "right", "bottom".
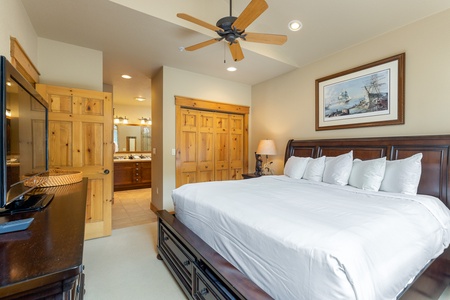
{"left": 255, "top": 139, "right": 277, "bottom": 175}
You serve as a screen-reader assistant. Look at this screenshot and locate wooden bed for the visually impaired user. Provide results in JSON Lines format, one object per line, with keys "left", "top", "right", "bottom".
{"left": 157, "top": 135, "right": 450, "bottom": 300}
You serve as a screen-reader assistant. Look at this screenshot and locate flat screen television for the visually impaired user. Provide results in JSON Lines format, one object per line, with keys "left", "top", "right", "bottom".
{"left": 0, "top": 56, "right": 53, "bottom": 215}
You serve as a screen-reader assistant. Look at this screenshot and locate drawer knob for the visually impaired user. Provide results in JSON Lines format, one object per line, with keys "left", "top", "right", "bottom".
{"left": 163, "top": 236, "right": 169, "bottom": 241}
{"left": 199, "top": 288, "right": 208, "bottom": 296}
{"left": 183, "top": 260, "right": 190, "bottom": 266}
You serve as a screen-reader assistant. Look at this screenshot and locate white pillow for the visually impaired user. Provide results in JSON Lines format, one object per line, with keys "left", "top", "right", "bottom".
{"left": 348, "top": 157, "right": 386, "bottom": 191}
{"left": 323, "top": 151, "right": 353, "bottom": 186}
{"left": 284, "top": 156, "right": 310, "bottom": 179}
{"left": 380, "top": 153, "right": 423, "bottom": 195}
{"left": 303, "top": 156, "right": 326, "bottom": 182}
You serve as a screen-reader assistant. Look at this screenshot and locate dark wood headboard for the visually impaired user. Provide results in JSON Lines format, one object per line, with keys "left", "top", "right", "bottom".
{"left": 285, "top": 135, "right": 450, "bottom": 208}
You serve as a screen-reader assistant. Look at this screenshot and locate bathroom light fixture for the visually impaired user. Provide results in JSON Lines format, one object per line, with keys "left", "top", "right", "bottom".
{"left": 139, "top": 117, "right": 152, "bottom": 125}
{"left": 288, "top": 20, "right": 302, "bottom": 31}
{"left": 121, "top": 74, "right": 132, "bottom": 79}
{"left": 135, "top": 97, "right": 146, "bottom": 102}
{"left": 114, "top": 115, "right": 128, "bottom": 124}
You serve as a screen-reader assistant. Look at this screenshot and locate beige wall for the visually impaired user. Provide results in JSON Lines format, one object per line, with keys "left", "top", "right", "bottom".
{"left": 0, "top": 1, "right": 38, "bottom": 62}
{"left": 252, "top": 9, "right": 450, "bottom": 175}
{"left": 153, "top": 66, "right": 252, "bottom": 211}
{"left": 37, "top": 38, "right": 103, "bottom": 91}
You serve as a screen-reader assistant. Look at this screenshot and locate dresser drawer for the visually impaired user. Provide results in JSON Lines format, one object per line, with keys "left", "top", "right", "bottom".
{"left": 193, "top": 265, "right": 235, "bottom": 300}
{"left": 160, "top": 225, "right": 194, "bottom": 287}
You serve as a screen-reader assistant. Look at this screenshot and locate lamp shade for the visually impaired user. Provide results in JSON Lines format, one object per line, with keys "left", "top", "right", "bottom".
{"left": 256, "top": 139, "right": 277, "bottom": 155}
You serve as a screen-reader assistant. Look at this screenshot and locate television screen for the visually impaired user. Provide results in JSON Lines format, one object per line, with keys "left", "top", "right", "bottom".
{"left": 1, "top": 56, "right": 49, "bottom": 213}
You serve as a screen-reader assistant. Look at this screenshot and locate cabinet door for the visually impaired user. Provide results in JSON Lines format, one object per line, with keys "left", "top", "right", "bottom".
{"left": 140, "top": 162, "right": 152, "bottom": 185}
{"left": 36, "top": 84, "right": 113, "bottom": 240}
{"left": 114, "top": 162, "right": 136, "bottom": 186}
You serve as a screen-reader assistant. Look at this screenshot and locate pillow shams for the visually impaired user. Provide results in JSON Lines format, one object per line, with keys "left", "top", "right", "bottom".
{"left": 303, "top": 156, "right": 326, "bottom": 182}
{"left": 284, "top": 156, "right": 310, "bottom": 179}
{"left": 322, "top": 151, "right": 353, "bottom": 186}
{"left": 380, "top": 153, "right": 422, "bottom": 195}
{"left": 348, "top": 157, "right": 386, "bottom": 191}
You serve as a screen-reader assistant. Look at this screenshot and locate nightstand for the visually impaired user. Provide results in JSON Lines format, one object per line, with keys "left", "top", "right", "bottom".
{"left": 242, "top": 173, "right": 262, "bottom": 179}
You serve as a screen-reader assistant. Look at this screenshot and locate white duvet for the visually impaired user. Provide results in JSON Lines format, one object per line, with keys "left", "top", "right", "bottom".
{"left": 172, "top": 176, "right": 450, "bottom": 300}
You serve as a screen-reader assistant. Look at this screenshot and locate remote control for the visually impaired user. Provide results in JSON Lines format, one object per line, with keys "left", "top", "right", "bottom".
{"left": 0, "top": 218, "right": 34, "bottom": 234}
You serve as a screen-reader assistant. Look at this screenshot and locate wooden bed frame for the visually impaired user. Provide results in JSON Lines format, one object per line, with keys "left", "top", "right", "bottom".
{"left": 157, "top": 135, "right": 450, "bottom": 300}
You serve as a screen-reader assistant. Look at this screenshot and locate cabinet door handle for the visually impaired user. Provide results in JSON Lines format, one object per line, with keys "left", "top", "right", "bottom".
{"left": 183, "top": 260, "right": 190, "bottom": 266}
{"left": 103, "top": 169, "right": 110, "bottom": 175}
{"left": 199, "top": 288, "right": 208, "bottom": 296}
{"left": 163, "top": 236, "right": 169, "bottom": 241}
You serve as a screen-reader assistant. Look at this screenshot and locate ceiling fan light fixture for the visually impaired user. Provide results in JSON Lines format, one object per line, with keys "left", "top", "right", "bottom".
{"left": 227, "top": 66, "right": 237, "bottom": 72}
{"left": 288, "top": 20, "right": 302, "bottom": 31}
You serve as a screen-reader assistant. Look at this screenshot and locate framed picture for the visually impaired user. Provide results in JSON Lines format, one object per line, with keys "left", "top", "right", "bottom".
{"left": 315, "top": 53, "right": 405, "bottom": 131}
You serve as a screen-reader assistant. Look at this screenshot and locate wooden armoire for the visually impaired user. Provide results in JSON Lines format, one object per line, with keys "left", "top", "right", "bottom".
{"left": 175, "top": 96, "right": 249, "bottom": 187}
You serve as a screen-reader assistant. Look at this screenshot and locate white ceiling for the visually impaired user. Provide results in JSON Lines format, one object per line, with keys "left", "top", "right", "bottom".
{"left": 21, "top": 0, "right": 450, "bottom": 106}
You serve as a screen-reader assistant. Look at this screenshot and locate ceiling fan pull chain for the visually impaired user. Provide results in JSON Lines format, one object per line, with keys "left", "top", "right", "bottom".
{"left": 224, "top": 42, "right": 227, "bottom": 64}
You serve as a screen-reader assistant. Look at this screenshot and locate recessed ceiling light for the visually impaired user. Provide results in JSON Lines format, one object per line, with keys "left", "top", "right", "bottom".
{"left": 135, "top": 97, "right": 146, "bottom": 102}
{"left": 227, "top": 66, "right": 237, "bottom": 72}
{"left": 288, "top": 20, "right": 302, "bottom": 31}
{"left": 121, "top": 74, "right": 132, "bottom": 79}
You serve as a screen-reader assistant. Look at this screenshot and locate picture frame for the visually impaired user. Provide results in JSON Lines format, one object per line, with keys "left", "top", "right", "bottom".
{"left": 315, "top": 53, "right": 405, "bottom": 131}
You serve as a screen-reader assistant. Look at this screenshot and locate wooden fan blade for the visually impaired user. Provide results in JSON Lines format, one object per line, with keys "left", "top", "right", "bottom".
{"left": 177, "top": 13, "right": 221, "bottom": 32}
{"left": 185, "top": 39, "right": 219, "bottom": 51}
{"left": 232, "top": 0, "right": 268, "bottom": 31}
{"left": 244, "top": 32, "right": 287, "bottom": 45}
{"left": 229, "top": 42, "right": 244, "bottom": 62}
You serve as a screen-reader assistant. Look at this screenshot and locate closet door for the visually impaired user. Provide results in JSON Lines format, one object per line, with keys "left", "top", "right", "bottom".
{"left": 177, "top": 108, "right": 198, "bottom": 186}
{"left": 229, "top": 114, "right": 244, "bottom": 180}
{"left": 175, "top": 97, "right": 249, "bottom": 188}
{"left": 36, "top": 84, "right": 113, "bottom": 240}
{"left": 214, "top": 113, "right": 230, "bottom": 181}
{"left": 197, "top": 111, "right": 215, "bottom": 182}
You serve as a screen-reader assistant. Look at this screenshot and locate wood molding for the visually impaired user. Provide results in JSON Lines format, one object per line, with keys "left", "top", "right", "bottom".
{"left": 10, "top": 37, "right": 40, "bottom": 85}
{"left": 175, "top": 96, "right": 250, "bottom": 114}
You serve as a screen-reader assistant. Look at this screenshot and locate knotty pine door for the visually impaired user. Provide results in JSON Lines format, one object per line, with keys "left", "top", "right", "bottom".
{"left": 36, "top": 84, "right": 113, "bottom": 240}
{"left": 176, "top": 108, "right": 245, "bottom": 187}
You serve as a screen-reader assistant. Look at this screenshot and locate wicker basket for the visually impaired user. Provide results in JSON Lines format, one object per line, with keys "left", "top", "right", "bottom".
{"left": 24, "top": 169, "right": 83, "bottom": 187}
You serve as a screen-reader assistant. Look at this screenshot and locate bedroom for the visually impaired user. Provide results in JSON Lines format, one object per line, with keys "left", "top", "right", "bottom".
{"left": 0, "top": 1, "right": 449, "bottom": 212}
{"left": 1, "top": 0, "right": 450, "bottom": 299}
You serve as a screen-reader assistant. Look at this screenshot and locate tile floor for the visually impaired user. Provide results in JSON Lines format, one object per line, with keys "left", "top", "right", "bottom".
{"left": 112, "top": 188, "right": 157, "bottom": 229}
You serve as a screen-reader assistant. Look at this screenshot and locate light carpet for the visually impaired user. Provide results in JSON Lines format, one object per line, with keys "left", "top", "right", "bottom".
{"left": 83, "top": 222, "right": 186, "bottom": 300}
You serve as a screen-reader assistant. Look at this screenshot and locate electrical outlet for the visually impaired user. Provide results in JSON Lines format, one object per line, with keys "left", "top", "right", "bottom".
{"left": 171, "top": 148, "right": 176, "bottom": 156}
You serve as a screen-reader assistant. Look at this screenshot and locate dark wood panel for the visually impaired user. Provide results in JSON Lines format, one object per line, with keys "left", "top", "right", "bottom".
{"left": 114, "top": 161, "right": 151, "bottom": 191}
{"left": 0, "top": 179, "right": 88, "bottom": 299}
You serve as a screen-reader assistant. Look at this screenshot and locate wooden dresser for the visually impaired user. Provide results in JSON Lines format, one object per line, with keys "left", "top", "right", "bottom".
{"left": 114, "top": 160, "right": 151, "bottom": 191}
{"left": 0, "top": 179, "right": 88, "bottom": 299}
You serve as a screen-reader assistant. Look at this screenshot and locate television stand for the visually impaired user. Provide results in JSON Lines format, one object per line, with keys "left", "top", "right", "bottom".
{"left": 0, "top": 179, "right": 88, "bottom": 299}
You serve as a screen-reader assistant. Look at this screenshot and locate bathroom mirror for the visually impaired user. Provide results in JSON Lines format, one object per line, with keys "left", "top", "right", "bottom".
{"left": 114, "top": 124, "right": 151, "bottom": 153}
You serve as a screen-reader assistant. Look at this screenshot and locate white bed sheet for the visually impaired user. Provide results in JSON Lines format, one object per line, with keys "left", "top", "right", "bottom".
{"left": 172, "top": 176, "right": 450, "bottom": 300}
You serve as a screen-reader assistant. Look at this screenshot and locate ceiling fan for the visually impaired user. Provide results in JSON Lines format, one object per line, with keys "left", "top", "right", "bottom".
{"left": 177, "top": 0, "right": 287, "bottom": 62}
